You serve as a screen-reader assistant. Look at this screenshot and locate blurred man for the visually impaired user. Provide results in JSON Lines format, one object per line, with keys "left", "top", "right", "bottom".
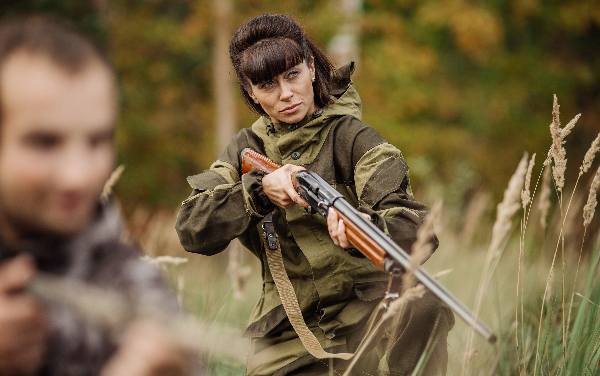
{"left": 0, "top": 16, "right": 197, "bottom": 376}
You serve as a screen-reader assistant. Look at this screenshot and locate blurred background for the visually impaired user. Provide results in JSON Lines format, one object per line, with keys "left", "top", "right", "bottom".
{"left": 2, "top": 1, "right": 600, "bottom": 374}
{"left": 2, "top": 0, "right": 598, "bottom": 215}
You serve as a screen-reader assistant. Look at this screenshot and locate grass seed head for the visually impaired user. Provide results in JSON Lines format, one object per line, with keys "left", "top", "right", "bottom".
{"left": 583, "top": 166, "right": 600, "bottom": 227}
{"left": 101, "top": 165, "right": 125, "bottom": 203}
{"left": 404, "top": 200, "right": 442, "bottom": 291}
{"left": 546, "top": 95, "right": 581, "bottom": 192}
{"left": 538, "top": 167, "right": 552, "bottom": 232}
{"left": 490, "top": 153, "right": 528, "bottom": 257}
{"left": 521, "top": 153, "right": 536, "bottom": 209}
{"left": 580, "top": 133, "right": 600, "bottom": 176}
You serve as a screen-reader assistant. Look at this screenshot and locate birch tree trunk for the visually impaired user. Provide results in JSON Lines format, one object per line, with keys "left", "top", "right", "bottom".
{"left": 213, "top": 0, "right": 236, "bottom": 156}
{"left": 328, "top": 0, "right": 362, "bottom": 69}
{"left": 212, "top": 0, "right": 249, "bottom": 299}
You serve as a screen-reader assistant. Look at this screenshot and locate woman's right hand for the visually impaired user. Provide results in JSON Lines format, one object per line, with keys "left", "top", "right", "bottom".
{"left": 262, "top": 164, "right": 310, "bottom": 210}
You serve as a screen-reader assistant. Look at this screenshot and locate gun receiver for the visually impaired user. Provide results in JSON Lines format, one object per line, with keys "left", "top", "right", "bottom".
{"left": 240, "top": 147, "right": 497, "bottom": 344}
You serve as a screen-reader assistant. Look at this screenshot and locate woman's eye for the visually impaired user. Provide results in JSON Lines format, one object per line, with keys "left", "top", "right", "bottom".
{"left": 287, "top": 69, "right": 300, "bottom": 79}
{"left": 261, "top": 80, "right": 275, "bottom": 89}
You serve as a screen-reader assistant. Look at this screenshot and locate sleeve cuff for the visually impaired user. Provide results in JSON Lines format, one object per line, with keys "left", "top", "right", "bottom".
{"left": 358, "top": 206, "right": 387, "bottom": 233}
{"left": 242, "top": 169, "right": 275, "bottom": 216}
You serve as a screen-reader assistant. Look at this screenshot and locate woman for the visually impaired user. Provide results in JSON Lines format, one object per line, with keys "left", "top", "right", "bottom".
{"left": 176, "top": 14, "right": 454, "bottom": 376}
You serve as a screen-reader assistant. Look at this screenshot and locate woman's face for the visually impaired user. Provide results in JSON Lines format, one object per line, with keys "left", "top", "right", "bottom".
{"left": 248, "top": 59, "right": 317, "bottom": 124}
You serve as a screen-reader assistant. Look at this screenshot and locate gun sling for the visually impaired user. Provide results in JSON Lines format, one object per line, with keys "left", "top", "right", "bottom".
{"left": 262, "top": 213, "right": 402, "bottom": 362}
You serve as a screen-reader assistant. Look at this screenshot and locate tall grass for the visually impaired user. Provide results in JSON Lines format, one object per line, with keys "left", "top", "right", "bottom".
{"left": 124, "top": 97, "right": 600, "bottom": 375}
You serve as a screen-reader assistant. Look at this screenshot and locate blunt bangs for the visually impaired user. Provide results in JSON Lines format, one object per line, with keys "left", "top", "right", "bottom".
{"left": 241, "top": 37, "right": 306, "bottom": 87}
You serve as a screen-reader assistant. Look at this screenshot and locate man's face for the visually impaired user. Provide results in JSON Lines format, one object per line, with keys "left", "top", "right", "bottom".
{"left": 0, "top": 51, "right": 116, "bottom": 240}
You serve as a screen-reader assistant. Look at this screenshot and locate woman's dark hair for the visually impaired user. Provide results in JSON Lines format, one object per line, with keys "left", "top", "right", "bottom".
{"left": 229, "top": 14, "right": 334, "bottom": 116}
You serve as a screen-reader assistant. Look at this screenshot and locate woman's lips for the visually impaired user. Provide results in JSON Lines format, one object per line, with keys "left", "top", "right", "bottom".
{"left": 281, "top": 103, "right": 301, "bottom": 114}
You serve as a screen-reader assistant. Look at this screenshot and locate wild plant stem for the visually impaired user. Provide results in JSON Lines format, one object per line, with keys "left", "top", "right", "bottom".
{"left": 566, "top": 227, "right": 586, "bottom": 334}
{"left": 519, "top": 166, "right": 543, "bottom": 372}
{"left": 533, "top": 187, "right": 562, "bottom": 376}
{"left": 516, "top": 218, "right": 524, "bottom": 376}
{"left": 532, "top": 173, "right": 581, "bottom": 375}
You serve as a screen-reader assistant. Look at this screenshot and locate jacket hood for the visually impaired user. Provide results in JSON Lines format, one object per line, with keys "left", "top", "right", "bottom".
{"left": 250, "top": 62, "right": 363, "bottom": 166}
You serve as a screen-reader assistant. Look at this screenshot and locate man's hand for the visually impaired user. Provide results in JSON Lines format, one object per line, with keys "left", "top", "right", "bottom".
{"left": 262, "top": 164, "right": 310, "bottom": 209}
{"left": 100, "top": 320, "right": 195, "bottom": 376}
{"left": 327, "top": 208, "right": 371, "bottom": 249}
{"left": 0, "top": 255, "right": 48, "bottom": 376}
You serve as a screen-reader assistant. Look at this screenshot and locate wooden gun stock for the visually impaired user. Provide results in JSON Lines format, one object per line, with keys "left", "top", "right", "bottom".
{"left": 241, "top": 148, "right": 281, "bottom": 175}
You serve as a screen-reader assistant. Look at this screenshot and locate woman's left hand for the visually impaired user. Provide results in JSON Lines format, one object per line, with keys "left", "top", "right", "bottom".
{"left": 327, "top": 208, "right": 371, "bottom": 249}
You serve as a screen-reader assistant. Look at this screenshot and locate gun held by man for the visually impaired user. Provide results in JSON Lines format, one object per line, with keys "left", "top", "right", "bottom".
{"left": 27, "top": 272, "right": 248, "bottom": 361}
{"left": 240, "top": 147, "right": 497, "bottom": 344}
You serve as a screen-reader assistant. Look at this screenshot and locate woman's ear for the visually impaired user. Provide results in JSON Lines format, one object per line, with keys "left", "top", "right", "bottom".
{"left": 247, "top": 90, "right": 259, "bottom": 104}
{"left": 309, "top": 56, "right": 316, "bottom": 82}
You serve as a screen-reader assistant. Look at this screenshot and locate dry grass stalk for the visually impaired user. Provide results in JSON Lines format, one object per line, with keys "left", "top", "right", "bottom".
{"left": 583, "top": 167, "right": 600, "bottom": 228}
{"left": 141, "top": 255, "right": 189, "bottom": 268}
{"left": 460, "top": 191, "right": 491, "bottom": 245}
{"left": 227, "top": 240, "right": 251, "bottom": 300}
{"left": 382, "top": 284, "right": 427, "bottom": 322}
{"left": 576, "top": 292, "right": 600, "bottom": 308}
{"left": 433, "top": 269, "right": 452, "bottom": 280}
{"left": 522, "top": 153, "right": 536, "bottom": 210}
{"left": 490, "top": 153, "right": 529, "bottom": 258}
{"left": 463, "top": 349, "right": 479, "bottom": 367}
{"left": 464, "top": 153, "right": 528, "bottom": 376}
{"left": 546, "top": 95, "right": 580, "bottom": 193}
{"left": 580, "top": 133, "right": 600, "bottom": 176}
{"left": 177, "top": 274, "right": 185, "bottom": 312}
{"left": 100, "top": 165, "right": 125, "bottom": 203}
{"left": 134, "top": 210, "right": 183, "bottom": 258}
{"left": 341, "top": 284, "right": 427, "bottom": 376}
{"left": 538, "top": 167, "right": 552, "bottom": 232}
{"left": 566, "top": 171, "right": 596, "bottom": 339}
{"left": 404, "top": 201, "right": 442, "bottom": 291}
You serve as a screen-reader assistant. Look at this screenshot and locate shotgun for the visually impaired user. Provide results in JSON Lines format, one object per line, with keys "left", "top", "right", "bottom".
{"left": 240, "top": 147, "right": 497, "bottom": 344}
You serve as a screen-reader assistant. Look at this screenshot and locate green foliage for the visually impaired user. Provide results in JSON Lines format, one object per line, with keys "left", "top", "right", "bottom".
{"left": 2, "top": 0, "right": 599, "bottom": 214}
{"left": 355, "top": 0, "right": 600, "bottom": 200}
{"left": 494, "top": 241, "right": 600, "bottom": 375}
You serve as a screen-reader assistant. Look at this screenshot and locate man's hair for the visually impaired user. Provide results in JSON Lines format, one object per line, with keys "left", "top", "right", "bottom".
{"left": 229, "top": 14, "right": 334, "bottom": 116}
{"left": 0, "top": 15, "right": 114, "bottom": 125}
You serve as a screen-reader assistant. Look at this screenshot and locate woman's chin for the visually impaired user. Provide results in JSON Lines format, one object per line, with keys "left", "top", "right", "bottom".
{"left": 273, "top": 111, "right": 306, "bottom": 125}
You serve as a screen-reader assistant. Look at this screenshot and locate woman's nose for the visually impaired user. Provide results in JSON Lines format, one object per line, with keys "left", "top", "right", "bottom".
{"left": 279, "top": 82, "right": 293, "bottom": 101}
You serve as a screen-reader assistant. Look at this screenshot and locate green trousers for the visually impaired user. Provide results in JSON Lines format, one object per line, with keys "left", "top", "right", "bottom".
{"left": 248, "top": 290, "right": 455, "bottom": 376}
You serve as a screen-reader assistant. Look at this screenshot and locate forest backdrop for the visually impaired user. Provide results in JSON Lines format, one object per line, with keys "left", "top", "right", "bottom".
{"left": 3, "top": 2, "right": 600, "bottom": 374}
{"left": 2, "top": 0, "right": 599, "bottom": 219}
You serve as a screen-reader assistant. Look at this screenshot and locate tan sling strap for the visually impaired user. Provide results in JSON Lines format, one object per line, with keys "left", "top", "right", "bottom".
{"left": 261, "top": 213, "right": 398, "bottom": 361}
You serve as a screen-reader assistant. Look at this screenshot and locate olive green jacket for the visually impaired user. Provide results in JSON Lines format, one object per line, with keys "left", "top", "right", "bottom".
{"left": 176, "top": 63, "right": 437, "bottom": 374}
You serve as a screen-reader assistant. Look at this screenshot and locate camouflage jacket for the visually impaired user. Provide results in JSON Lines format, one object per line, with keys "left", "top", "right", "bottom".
{"left": 0, "top": 203, "right": 182, "bottom": 376}
{"left": 176, "top": 63, "right": 437, "bottom": 374}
